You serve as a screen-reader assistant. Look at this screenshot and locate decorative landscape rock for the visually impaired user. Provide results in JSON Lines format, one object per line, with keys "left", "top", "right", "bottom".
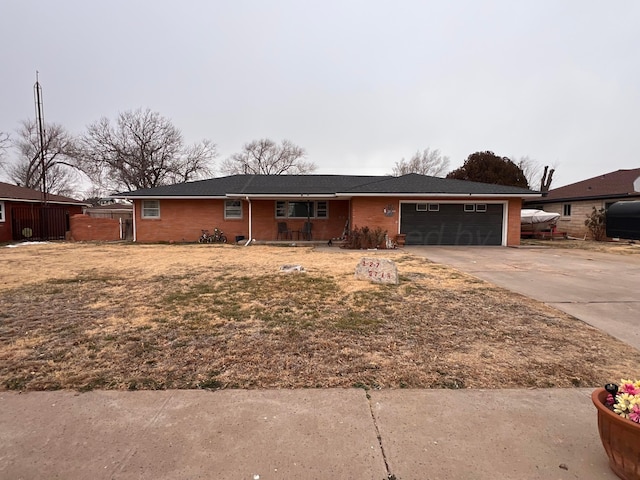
{"left": 280, "top": 264, "right": 305, "bottom": 273}
{"left": 354, "top": 257, "right": 398, "bottom": 284}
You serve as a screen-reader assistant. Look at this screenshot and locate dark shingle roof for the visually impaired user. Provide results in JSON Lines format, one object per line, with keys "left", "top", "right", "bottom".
{"left": 114, "top": 174, "right": 539, "bottom": 198}
{"left": 338, "top": 173, "right": 537, "bottom": 195}
{"left": 537, "top": 169, "right": 640, "bottom": 203}
{"left": 0, "top": 181, "right": 86, "bottom": 205}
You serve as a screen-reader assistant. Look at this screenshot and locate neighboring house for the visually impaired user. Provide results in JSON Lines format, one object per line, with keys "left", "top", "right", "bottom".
{"left": 113, "top": 174, "right": 539, "bottom": 246}
{"left": 0, "top": 181, "right": 86, "bottom": 242}
{"left": 525, "top": 168, "right": 640, "bottom": 239}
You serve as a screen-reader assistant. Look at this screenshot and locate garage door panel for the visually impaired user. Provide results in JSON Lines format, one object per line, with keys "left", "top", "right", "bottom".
{"left": 401, "top": 203, "right": 503, "bottom": 245}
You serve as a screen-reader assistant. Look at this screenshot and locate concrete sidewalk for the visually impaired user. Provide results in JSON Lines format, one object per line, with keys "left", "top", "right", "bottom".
{"left": 0, "top": 388, "right": 614, "bottom": 480}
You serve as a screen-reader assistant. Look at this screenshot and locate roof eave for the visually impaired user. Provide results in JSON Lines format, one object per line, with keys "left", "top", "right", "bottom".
{"left": 226, "top": 193, "right": 338, "bottom": 199}
{"left": 531, "top": 192, "right": 640, "bottom": 203}
{"left": 0, "top": 197, "right": 88, "bottom": 206}
{"left": 336, "top": 192, "right": 541, "bottom": 198}
{"left": 111, "top": 195, "right": 228, "bottom": 200}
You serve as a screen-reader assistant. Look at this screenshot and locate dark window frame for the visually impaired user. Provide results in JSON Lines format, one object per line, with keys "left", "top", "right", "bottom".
{"left": 275, "top": 200, "right": 328, "bottom": 219}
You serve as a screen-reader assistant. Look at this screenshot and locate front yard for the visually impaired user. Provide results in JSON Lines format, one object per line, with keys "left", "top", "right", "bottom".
{"left": 1, "top": 242, "right": 638, "bottom": 391}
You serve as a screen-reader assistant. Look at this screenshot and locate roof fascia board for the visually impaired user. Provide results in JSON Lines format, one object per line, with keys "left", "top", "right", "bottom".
{"left": 0, "top": 197, "right": 88, "bottom": 206}
{"left": 336, "top": 192, "right": 541, "bottom": 198}
{"left": 533, "top": 193, "right": 640, "bottom": 203}
{"left": 226, "top": 193, "right": 337, "bottom": 199}
{"left": 112, "top": 195, "right": 227, "bottom": 200}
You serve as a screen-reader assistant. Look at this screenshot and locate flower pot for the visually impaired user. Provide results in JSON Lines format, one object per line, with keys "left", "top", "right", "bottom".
{"left": 592, "top": 388, "right": 640, "bottom": 480}
{"left": 395, "top": 234, "right": 406, "bottom": 247}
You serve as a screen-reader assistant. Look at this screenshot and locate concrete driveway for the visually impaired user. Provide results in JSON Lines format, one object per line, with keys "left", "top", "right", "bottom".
{"left": 408, "top": 246, "right": 640, "bottom": 351}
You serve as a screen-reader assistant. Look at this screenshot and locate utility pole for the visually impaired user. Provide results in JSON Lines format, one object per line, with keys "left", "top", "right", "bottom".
{"left": 34, "top": 71, "right": 48, "bottom": 240}
{"left": 34, "top": 71, "right": 47, "bottom": 203}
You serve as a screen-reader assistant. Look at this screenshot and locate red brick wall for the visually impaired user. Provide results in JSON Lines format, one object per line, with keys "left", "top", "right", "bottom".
{"left": 0, "top": 201, "right": 11, "bottom": 243}
{"left": 133, "top": 199, "right": 350, "bottom": 243}
{"left": 70, "top": 214, "right": 121, "bottom": 241}
{"left": 350, "top": 197, "right": 401, "bottom": 236}
{"left": 506, "top": 198, "right": 522, "bottom": 246}
{"left": 132, "top": 197, "right": 523, "bottom": 245}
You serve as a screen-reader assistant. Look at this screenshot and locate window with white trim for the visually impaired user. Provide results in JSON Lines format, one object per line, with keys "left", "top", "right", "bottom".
{"left": 141, "top": 200, "right": 160, "bottom": 219}
{"left": 224, "top": 200, "right": 242, "bottom": 219}
{"left": 464, "top": 204, "right": 475, "bottom": 212}
{"left": 428, "top": 203, "right": 439, "bottom": 212}
{"left": 0, "top": 201, "right": 4, "bottom": 222}
{"left": 275, "top": 201, "right": 328, "bottom": 218}
{"left": 416, "top": 203, "right": 428, "bottom": 211}
{"left": 476, "top": 204, "right": 487, "bottom": 212}
{"left": 316, "top": 201, "right": 328, "bottom": 218}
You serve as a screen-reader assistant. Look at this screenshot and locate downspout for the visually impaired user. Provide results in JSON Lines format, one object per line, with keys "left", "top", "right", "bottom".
{"left": 244, "top": 197, "right": 252, "bottom": 246}
{"left": 131, "top": 199, "right": 137, "bottom": 242}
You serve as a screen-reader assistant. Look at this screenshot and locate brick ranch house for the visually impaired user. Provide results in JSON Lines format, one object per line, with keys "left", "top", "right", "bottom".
{"left": 0, "top": 181, "right": 86, "bottom": 242}
{"left": 525, "top": 168, "right": 640, "bottom": 239}
{"left": 113, "top": 174, "right": 539, "bottom": 246}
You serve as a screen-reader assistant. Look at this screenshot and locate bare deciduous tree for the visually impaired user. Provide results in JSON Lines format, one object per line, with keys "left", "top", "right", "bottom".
{"left": 7, "top": 120, "right": 79, "bottom": 196}
{"left": 515, "top": 156, "right": 556, "bottom": 192}
{"left": 77, "top": 108, "right": 216, "bottom": 192}
{"left": 540, "top": 165, "right": 555, "bottom": 192}
{"left": 392, "top": 148, "right": 450, "bottom": 177}
{"left": 221, "top": 138, "right": 315, "bottom": 175}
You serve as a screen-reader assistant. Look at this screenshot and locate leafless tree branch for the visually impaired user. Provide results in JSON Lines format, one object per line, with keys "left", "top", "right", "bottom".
{"left": 6, "top": 120, "right": 80, "bottom": 196}
{"left": 76, "top": 108, "right": 217, "bottom": 192}
{"left": 392, "top": 148, "right": 450, "bottom": 177}
{"left": 221, "top": 138, "right": 314, "bottom": 175}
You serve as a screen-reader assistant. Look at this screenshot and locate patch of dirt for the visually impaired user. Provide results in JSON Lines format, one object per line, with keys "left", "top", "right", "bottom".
{"left": 1, "top": 242, "right": 638, "bottom": 391}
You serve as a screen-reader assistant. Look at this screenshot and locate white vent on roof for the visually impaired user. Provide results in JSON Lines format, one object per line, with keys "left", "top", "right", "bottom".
{"left": 634, "top": 176, "right": 640, "bottom": 192}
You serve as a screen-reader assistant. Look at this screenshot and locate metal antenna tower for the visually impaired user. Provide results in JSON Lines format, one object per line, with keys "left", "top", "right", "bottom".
{"left": 34, "top": 71, "right": 47, "bottom": 203}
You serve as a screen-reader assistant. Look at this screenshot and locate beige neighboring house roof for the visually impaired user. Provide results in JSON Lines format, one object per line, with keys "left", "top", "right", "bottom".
{"left": 0, "top": 181, "right": 87, "bottom": 206}
{"left": 534, "top": 168, "right": 640, "bottom": 204}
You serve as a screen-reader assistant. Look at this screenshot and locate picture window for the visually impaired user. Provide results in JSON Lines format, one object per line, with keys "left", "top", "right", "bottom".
{"left": 275, "top": 201, "right": 328, "bottom": 218}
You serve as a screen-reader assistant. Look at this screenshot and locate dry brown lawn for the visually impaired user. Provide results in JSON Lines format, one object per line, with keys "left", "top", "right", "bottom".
{"left": 1, "top": 241, "right": 638, "bottom": 392}
{"left": 522, "top": 237, "right": 640, "bottom": 254}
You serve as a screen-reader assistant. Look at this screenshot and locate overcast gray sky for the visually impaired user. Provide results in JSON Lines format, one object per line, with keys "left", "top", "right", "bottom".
{"left": 1, "top": 0, "right": 638, "bottom": 189}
